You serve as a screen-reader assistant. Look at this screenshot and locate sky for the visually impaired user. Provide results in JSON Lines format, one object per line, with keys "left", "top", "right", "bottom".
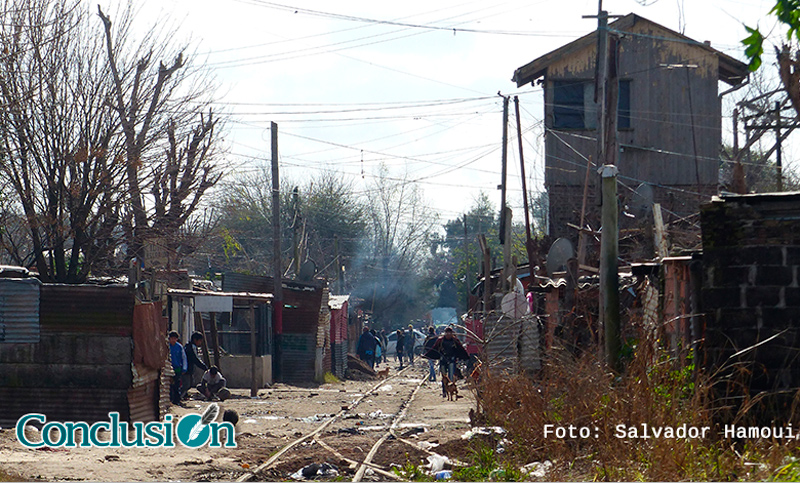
{"left": 106, "top": 0, "right": 784, "bottom": 226}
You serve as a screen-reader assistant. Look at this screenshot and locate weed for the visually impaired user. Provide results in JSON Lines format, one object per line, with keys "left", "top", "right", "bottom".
{"left": 468, "top": 333, "right": 800, "bottom": 481}
{"left": 323, "top": 372, "right": 340, "bottom": 384}
{"left": 392, "top": 462, "right": 434, "bottom": 482}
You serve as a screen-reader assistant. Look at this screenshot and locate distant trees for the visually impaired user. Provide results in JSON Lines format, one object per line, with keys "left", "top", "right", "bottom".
{"left": 0, "top": 0, "right": 222, "bottom": 282}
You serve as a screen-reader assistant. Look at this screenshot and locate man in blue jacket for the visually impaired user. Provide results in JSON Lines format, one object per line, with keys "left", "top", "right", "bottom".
{"left": 168, "top": 331, "right": 187, "bottom": 405}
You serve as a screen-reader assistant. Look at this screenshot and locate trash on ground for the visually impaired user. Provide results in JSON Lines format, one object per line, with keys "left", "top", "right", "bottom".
{"left": 289, "top": 462, "right": 339, "bottom": 481}
{"left": 244, "top": 419, "right": 258, "bottom": 424}
{"left": 378, "top": 385, "right": 393, "bottom": 392}
{"left": 417, "top": 441, "right": 440, "bottom": 450}
{"left": 337, "top": 427, "right": 364, "bottom": 435}
{"left": 427, "top": 454, "right": 450, "bottom": 473}
{"left": 298, "top": 414, "right": 332, "bottom": 423}
{"left": 401, "top": 426, "right": 426, "bottom": 437}
{"left": 496, "top": 438, "right": 511, "bottom": 453}
{"left": 461, "top": 426, "right": 507, "bottom": 440}
{"left": 434, "top": 470, "right": 453, "bottom": 480}
{"left": 520, "top": 461, "right": 553, "bottom": 479}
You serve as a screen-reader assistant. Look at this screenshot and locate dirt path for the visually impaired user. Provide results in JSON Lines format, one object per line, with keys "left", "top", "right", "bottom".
{"left": 0, "top": 362, "right": 478, "bottom": 481}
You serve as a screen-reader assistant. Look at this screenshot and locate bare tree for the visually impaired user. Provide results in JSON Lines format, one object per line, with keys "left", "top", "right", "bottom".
{"left": 0, "top": 0, "right": 126, "bottom": 282}
{"left": 98, "top": 4, "right": 222, "bottom": 271}
{"left": 0, "top": 0, "right": 223, "bottom": 282}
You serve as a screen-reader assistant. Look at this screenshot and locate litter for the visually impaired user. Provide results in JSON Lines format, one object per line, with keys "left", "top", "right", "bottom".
{"left": 461, "top": 426, "right": 507, "bottom": 440}
{"left": 378, "top": 385, "right": 393, "bottom": 392}
{"left": 434, "top": 470, "right": 453, "bottom": 480}
{"left": 337, "top": 428, "right": 364, "bottom": 435}
{"left": 401, "top": 427, "right": 426, "bottom": 437}
{"left": 298, "top": 414, "right": 332, "bottom": 423}
{"left": 417, "top": 441, "right": 440, "bottom": 450}
{"left": 289, "top": 463, "right": 339, "bottom": 481}
{"left": 496, "top": 438, "right": 510, "bottom": 453}
{"left": 427, "top": 454, "right": 450, "bottom": 473}
{"left": 243, "top": 419, "right": 258, "bottom": 424}
{"left": 520, "top": 461, "right": 553, "bottom": 479}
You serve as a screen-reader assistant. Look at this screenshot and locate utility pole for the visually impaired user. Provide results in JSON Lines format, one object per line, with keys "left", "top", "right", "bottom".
{"left": 775, "top": 101, "right": 783, "bottom": 191}
{"left": 270, "top": 121, "right": 283, "bottom": 382}
{"left": 498, "top": 94, "right": 510, "bottom": 244}
{"left": 464, "top": 213, "right": 470, "bottom": 314}
{"left": 292, "top": 187, "right": 302, "bottom": 277}
{"left": 514, "top": 96, "right": 535, "bottom": 269}
{"left": 585, "top": 0, "right": 622, "bottom": 370}
{"left": 600, "top": 165, "right": 620, "bottom": 372}
{"left": 333, "top": 234, "right": 341, "bottom": 294}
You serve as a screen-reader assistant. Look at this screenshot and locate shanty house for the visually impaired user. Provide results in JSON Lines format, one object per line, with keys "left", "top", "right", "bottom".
{"left": 512, "top": 13, "right": 748, "bottom": 243}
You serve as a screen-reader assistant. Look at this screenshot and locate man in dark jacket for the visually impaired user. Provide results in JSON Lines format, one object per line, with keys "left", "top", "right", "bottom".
{"left": 423, "top": 326, "right": 438, "bottom": 382}
{"left": 404, "top": 324, "right": 416, "bottom": 365}
{"left": 396, "top": 329, "right": 406, "bottom": 369}
{"left": 182, "top": 332, "right": 208, "bottom": 400}
{"left": 424, "top": 327, "right": 469, "bottom": 397}
{"left": 356, "top": 327, "right": 378, "bottom": 368}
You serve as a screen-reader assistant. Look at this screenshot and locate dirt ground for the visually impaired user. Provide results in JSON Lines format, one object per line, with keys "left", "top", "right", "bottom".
{"left": 0, "top": 363, "right": 483, "bottom": 481}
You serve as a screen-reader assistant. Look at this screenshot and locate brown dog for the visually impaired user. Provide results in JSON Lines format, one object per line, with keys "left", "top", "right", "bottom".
{"left": 376, "top": 367, "right": 390, "bottom": 379}
{"left": 442, "top": 373, "right": 458, "bottom": 401}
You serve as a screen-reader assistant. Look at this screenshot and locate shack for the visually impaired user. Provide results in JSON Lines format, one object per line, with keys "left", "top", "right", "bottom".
{"left": 0, "top": 280, "right": 167, "bottom": 427}
{"left": 222, "top": 273, "right": 329, "bottom": 383}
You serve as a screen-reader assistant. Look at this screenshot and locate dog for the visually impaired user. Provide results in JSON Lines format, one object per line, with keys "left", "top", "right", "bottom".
{"left": 442, "top": 373, "right": 458, "bottom": 401}
{"left": 376, "top": 367, "right": 390, "bottom": 379}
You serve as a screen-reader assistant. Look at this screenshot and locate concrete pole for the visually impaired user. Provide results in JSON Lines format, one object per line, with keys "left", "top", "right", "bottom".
{"left": 599, "top": 165, "right": 620, "bottom": 372}
{"left": 271, "top": 122, "right": 283, "bottom": 382}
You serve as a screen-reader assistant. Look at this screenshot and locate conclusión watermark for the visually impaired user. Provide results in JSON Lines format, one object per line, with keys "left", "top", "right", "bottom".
{"left": 543, "top": 423, "right": 799, "bottom": 440}
{"left": 15, "top": 403, "right": 236, "bottom": 449}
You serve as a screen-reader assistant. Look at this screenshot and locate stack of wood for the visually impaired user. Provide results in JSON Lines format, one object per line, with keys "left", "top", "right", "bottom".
{"left": 346, "top": 354, "right": 377, "bottom": 378}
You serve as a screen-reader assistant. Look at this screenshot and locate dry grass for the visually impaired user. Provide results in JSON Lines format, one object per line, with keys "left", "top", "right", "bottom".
{"left": 472, "top": 339, "right": 800, "bottom": 481}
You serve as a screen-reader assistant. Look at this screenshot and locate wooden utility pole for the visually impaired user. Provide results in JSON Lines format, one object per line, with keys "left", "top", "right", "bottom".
{"left": 333, "top": 234, "right": 342, "bottom": 294}
{"left": 463, "top": 213, "right": 470, "bottom": 313}
{"left": 193, "top": 312, "right": 211, "bottom": 369}
{"left": 209, "top": 312, "right": 221, "bottom": 368}
{"left": 292, "top": 187, "right": 302, "bottom": 276}
{"left": 249, "top": 301, "right": 258, "bottom": 397}
{"left": 478, "top": 235, "right": 491, "bottom": 316}
{"left": 775, "top": 101, "right": 783, "bottom": 191}
{"left": 501, "top": 207, "right": 513, "bottom": 293}
{"left": 499, "top": 95, "right": 510, "bottom": 244}
{"left": 514, "top": 96, "right": 535, "bottom": 268}
{"left": 271, "top": 121, "right": 283, "bottom": 382}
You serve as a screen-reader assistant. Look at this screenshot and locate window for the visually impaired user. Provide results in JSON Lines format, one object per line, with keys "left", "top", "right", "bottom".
{"left": 552, "top": 79, "right": 631, "bottom": 130}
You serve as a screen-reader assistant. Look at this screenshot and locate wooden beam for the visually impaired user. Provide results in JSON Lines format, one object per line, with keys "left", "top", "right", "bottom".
{"left": 250, "top": 302, "right": 258, "bottom": 397}
{"left": 209, "top": 312, "right": 221, "bottom": 368}
{"left": 194, "top": 312, "right": 211, "bottom": 369}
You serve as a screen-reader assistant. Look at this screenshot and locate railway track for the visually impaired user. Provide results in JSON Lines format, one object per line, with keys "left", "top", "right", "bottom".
{"left": 237, "top": 364, "right": 449, "bottom": 482}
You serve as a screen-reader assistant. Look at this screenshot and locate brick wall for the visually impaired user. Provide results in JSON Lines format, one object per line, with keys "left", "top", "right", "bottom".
{"left": 701, "top": 193, "right": 800, "bottom": 419}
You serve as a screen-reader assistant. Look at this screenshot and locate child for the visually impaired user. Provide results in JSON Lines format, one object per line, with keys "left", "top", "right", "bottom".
{"left": 197, "top": 366, "right": 230, "bottom": 401}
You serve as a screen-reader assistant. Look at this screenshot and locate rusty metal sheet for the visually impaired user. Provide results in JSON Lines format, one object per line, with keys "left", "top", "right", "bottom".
{"left": 40, "top": 284, "right": 134, "bottom": 335}
{"left": 0, "top": 387, "right": 130, "bottom": 427}
{"left": 0, "top": 278, "right": 40, "bottom": 343}
{"left": 133, "top": 302, "right": 167, "bottom": 370}
{"left": 331, "top": 343, "right": 347, "bottom": 379}
{"left": 128, "top": 379, "right": 159, "bottom": 422}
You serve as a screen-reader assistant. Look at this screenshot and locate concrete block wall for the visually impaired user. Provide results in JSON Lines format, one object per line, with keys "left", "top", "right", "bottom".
{"left": 701, "top": 194, "right": 800, "bottom": 399}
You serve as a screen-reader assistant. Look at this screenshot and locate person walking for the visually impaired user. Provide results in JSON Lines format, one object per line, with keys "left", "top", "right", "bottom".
{"left": 356, "top": 327, "right": 377, "bottom": 369}
{"left": 423, "top": 326, "right": 438, "bottom": 382}
{"left": 395, "top": 329, "right": 406, "bottom": 369}
{"left": 424, "top": 327, "right": 469, "bottom": 397}
{"left": 371, "top": 329, "right": 383, "bottom": 367}
{"left": 404, "top": 324, "right": 416, "bottom": 366}
{"left": 379, "top": 329, "right": 389, "bottom": 363}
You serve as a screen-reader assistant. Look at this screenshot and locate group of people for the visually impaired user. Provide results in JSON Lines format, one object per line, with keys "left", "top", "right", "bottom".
{"left": 356, "top": 324, "right": 419, "bottom": 370}
{"left": 358, "top": 323, "right": 470, "bottom": 398}
{"left": 168, "top": 331, "right": 230, "bottom": 405}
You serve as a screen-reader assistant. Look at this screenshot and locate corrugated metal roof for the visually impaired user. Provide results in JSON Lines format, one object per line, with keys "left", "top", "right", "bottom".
{"left": 0, "top": 278, "right": 40, "bottom": 343}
